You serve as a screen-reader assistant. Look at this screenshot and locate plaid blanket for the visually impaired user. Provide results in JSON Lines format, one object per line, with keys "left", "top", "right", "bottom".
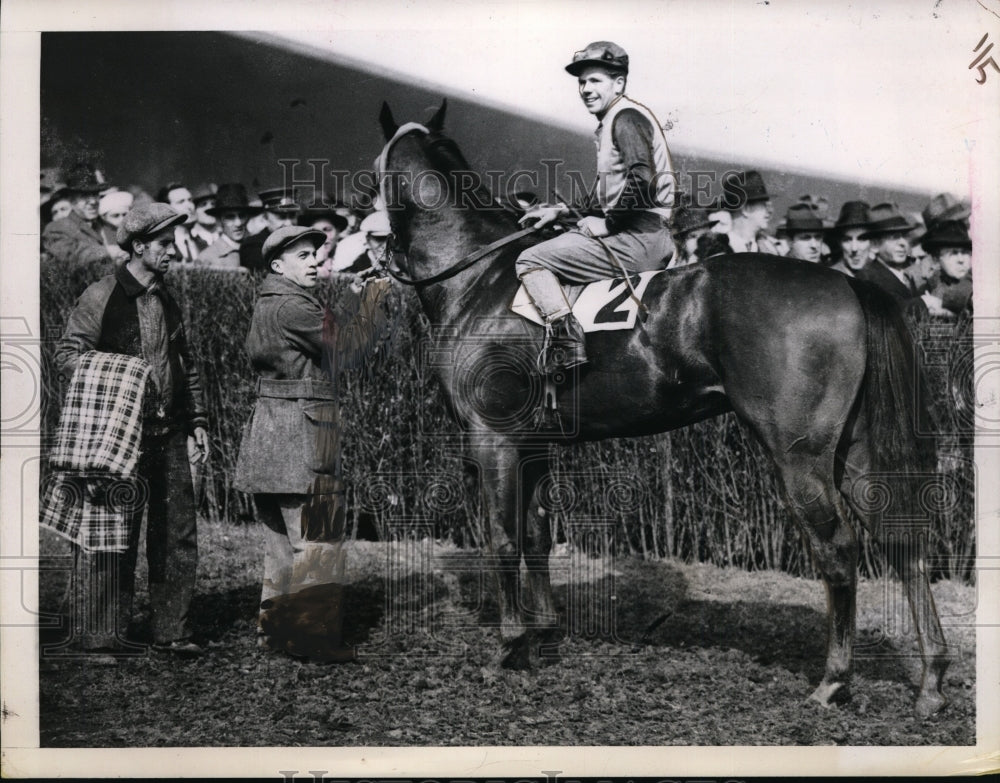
{"left": 41, "top": 352, "right": 151, "bottom": 552}
{"left": 49, "top": 351, "right": 151, "bottom": 477}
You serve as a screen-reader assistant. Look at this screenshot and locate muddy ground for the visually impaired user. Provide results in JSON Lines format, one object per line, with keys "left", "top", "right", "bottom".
{"left": 37, "top": 520, "right": 975, "bottom": 747}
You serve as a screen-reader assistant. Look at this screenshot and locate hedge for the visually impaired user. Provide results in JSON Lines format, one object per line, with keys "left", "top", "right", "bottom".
{"left": 39, "top": 258, "right": 975, "bottom": 582}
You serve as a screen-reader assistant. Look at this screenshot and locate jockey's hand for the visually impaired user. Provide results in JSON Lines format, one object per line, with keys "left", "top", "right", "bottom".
{"left": 519, "top": 204, "right": 567, "bottom": 230}
{"left": 576, "top": 216, "right": 609, "bottom": 238}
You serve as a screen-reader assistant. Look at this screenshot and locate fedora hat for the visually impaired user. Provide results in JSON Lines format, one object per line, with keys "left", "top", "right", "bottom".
{"left": 205, "top": 183, "right": 263, "bottom": 217}
{"left": 258, "top": 187, "right": 301, "bottom": 214}
{"left": 565, "top": 41, "right": 629, "bottom": 76}
{"left": 116, "top": 203, "right": 186, "bottom": 250}
{"left": 299, "top": 201, "right": 349, "bottom": 232}
{"left": 720, "top": 170, "right": 770, "bottom": 210}
{"left": 262, "top": 225, "right": 326, "bottom": 267}
{"left": 921, "top": 220, "right": 972, "bottom": 252}
{"left": 922, "top": 192, "right": 970, "bottom": 229}
{"left": 860, "top": 202, "right": 915, "bottom": 238}
{"left": 783, "top": 204, "right": 825, "bottom": 234}
{"left": 64, "top": 163, "right": 108, "bottom": 195}
{"left": 828, "top": 200, "right": 872, "bottom": 233}
{"left": 191, "top": 183, "right": 218, "bottom": 204}
{"left": 671, "top": 204, "right": 719, "bottom": 236}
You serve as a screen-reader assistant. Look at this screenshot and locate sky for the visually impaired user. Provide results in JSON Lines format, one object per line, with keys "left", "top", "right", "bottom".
{"left": 262, "top": 0, "right": 996, "bottom": 195}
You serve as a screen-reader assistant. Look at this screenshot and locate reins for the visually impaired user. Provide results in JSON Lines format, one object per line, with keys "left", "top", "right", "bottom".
{"left": 377, "top": 123, "right": 538, "bottom": 287}
{"left": 385, "top": 226, "right": 537, "bottom": 287}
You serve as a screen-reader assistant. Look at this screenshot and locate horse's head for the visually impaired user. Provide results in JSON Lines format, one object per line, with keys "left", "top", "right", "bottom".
{"left": 375, "top": 100, "right": 522, "bottom": 290}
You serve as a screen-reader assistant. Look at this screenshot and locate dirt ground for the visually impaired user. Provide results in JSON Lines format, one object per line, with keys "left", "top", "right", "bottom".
{"left": 37, "top": 520, "right": 976, "bottom": 747}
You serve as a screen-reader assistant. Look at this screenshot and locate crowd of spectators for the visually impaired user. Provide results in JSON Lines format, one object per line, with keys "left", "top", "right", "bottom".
{"left": 668, "top": 170, "right": 973, "bottom": 319}
{"left": 39, "top": 164, "right": 393, "bottom": 293}
{"left": 39, "top": 162, "right": 973, "bottom": 319}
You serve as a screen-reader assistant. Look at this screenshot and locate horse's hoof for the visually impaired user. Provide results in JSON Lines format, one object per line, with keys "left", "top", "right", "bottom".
{"left": 535, "top": 628, "right": 563, "bottom": 665}
{"left": 915, "top": 691, "right": 947, "bottom": 719}
{"left": 808, "top": 680, "right": 849, "bottom": 708}
{"left": 499, "top": 636, "right": 532, "bottom": 670}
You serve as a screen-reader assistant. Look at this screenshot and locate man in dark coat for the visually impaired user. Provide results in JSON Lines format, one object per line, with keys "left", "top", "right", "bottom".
{"left": 855, "top": 202, "right": 927, "bottom": 315}
{"left": 55, "top": 203, "right": 210, "bottom": 658}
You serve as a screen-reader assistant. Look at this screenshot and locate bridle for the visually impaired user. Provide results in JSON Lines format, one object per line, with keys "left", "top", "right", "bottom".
{"left": 376, "top": 123, "right": 536, "bottom": 288}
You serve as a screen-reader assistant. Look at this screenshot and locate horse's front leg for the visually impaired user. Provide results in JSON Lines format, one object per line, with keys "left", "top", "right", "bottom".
{"left": 471, "top": 437, "right": 530, "bottom": 669}
{"left": 521, "top": 452, "right": 561, "bottom": 658}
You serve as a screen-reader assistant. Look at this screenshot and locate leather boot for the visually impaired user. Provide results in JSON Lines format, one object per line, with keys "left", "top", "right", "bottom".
{"left": 520, "top": 268, "right": 588, "bottom": 373}
{"left": 547, "top": 314, "right": 588, "bottom": 372}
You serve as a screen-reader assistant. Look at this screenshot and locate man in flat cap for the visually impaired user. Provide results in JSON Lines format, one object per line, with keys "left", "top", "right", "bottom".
{"left": 235, "top": 225, "right": 386, "bottom": 662}
{"left": 517, "top": 41, "right": 677, "bottom": 371}
{"left": 240, "top": 186, "right": 302, "bottom": 274}
{"left": 54, "top": 202, "right": 210, "bottom": 659}
{"left": 718, "top": 170, "right": 778, "bottom": 254}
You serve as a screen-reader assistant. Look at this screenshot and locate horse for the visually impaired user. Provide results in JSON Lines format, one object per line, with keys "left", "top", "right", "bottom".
{"left": 374, "top": 100, "right": 949, "bottom": 717}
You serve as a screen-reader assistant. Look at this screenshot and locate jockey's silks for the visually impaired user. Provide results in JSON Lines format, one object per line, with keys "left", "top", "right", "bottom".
{"left": 593, "top": 95, "right": 675, "bottom": 220}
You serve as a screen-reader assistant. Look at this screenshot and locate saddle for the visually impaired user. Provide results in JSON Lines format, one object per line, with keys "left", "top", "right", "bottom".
{"left": 510, "top": 270, "right": 663, "bottom": 332}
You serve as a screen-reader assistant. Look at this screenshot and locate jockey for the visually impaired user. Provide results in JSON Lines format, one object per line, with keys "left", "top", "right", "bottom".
{"left": 517, "top": 41, "right": 677, "bottom": 372}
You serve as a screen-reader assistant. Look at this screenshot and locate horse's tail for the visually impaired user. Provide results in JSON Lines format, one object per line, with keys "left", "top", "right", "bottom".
{"left": 847, "top": 278, "right": 937, "bottom": 505}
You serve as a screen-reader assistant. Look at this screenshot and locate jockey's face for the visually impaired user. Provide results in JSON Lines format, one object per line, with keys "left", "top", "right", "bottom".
{"left": 272, "top": 238, "right": 319, "bottom": 288}
{"left": 577, "top": 66, "right": 625, "bottom": 116}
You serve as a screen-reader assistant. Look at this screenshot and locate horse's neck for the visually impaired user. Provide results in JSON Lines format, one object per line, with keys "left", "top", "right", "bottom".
{"left": 409, "top": 209, "right": 523, "bottom": 326}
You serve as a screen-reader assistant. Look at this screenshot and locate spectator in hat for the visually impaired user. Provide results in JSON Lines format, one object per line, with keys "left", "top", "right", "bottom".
{"left": 157, "top": 183, "right": 201, "bottom": 263}
{"left": 189, "top": 184, "right": 221, "bottom": 252}
{"left": 43, "top": 166, "right": 129, "bottom": 267}
{"left": 97, "top": 190, "right": 134, "bottom": 247}
{"left": 921, "top": 220, "right": 973, "bottom": 317}
{"left": 718, "top": 170, "right": 778, "bottom": 254}
{"left": 855, "top": 203, "right": 927, "bottom": 313}
{"left": 197, "top": 183, "right": 261, "bottom": 271}
{"left": 828, "top": 201, "right": 873, "bottom": 276}
{"left": 53, "top": 202, "right": 210, "bottom": 659}
{"left": 516, "top": 40, "right": 678, "bottom": 373}
{"left": 41, "top": 187, "right": 74, "bottom": 227}
{"left": 922, "top": 192, "right": 971, "bottom": 231}
{"left": 783, "top": 204, "right": 825, "bottom": 263}
{"left": 299, "top": 202, "right": 349, "bottom": 279}
{"left": 695, "top": 231, "right": 733, "bottom": 261}
{"left": 240, "top": 187, "right": 302, "bottom": 274}
{"left": 343, "top": 211, "right": 394, "bottom": 289}
{"left": 669, "top": 202, "right": 719, "bottom": 266}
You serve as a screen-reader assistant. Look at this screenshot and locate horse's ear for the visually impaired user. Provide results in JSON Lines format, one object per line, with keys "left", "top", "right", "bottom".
{"left": 379, "top": 102, "right": 399, "bottom": 140}
{"left": 426, "top": 99, "right": 447, "bottom": 133}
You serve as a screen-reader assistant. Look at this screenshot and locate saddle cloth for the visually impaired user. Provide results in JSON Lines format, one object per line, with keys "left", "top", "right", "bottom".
{"left": 510, "top": 270, "right": 663, "bottom": 332}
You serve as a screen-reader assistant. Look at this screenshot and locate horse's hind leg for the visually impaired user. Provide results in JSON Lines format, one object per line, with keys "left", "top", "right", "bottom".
{"left": 839, "top": 434, "right": 949, "bottom": 717}
{"left": 776, "top": 457, "right": 859, "bottom": 708}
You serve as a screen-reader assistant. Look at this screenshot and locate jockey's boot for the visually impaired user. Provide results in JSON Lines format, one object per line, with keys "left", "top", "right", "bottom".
{"left": 520, "top": 268, "right": 588, "bottom": 373}
{"left": 547, "top": 314, "right": 588, "bottom": 372}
